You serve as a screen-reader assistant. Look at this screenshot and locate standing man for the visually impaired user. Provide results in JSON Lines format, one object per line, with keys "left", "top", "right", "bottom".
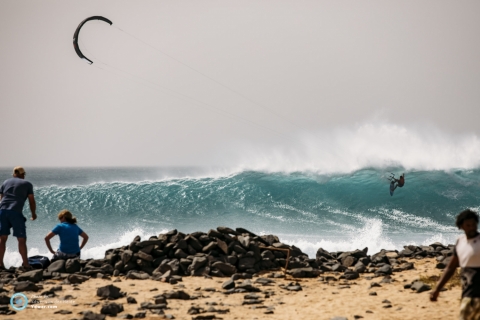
{"left": 430, "top": 209, "right": 480, "bottom": 319}
{"left": 0, "top": 167, "right": 37, "bottom": 269}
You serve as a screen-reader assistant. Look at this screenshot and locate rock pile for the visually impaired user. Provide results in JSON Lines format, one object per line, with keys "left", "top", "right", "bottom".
{"left": 0, "top": 227, "right": 455, "bottom": 316}
{"left": 314, "top": 242, "right": 454, "bottom": 282}
{"left": 0, "top": 228, "right": 456, "bottom": 287}
{"left": 85, "top": 227, "right": 312, "bottom": 281}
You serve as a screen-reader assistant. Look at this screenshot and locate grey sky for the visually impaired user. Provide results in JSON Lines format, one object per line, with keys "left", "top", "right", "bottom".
{"left": 1, "top": 1, "right": 479, "bottom": 168}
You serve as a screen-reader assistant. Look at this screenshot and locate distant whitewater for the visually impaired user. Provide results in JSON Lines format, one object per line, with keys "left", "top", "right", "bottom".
{"left": 2, "top": 166, "right": 478, "bottom": 268}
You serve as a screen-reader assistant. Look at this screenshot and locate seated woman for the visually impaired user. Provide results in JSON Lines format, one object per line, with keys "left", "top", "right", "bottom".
{"left": 45, "top": 210, "right": 89, "bottom": 260}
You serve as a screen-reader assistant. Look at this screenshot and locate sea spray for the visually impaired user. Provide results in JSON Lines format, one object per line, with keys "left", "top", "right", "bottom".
{"left": 230, "top": 123, "right": 480, "bottom": 173}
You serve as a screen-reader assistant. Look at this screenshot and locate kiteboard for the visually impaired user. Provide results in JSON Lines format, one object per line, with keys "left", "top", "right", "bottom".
{"left": 390, "top": 181, "right": 395, "bottom": 196}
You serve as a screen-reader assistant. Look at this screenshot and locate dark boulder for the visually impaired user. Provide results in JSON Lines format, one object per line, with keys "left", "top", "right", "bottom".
{"left": 397, "top": 262, "right": 414, "bottom": 271}
{"left": 238, "top": 257, "right": 256, "bottom": 270}
{"left": 101, "top": 302, "right": 124, "bottom": 316}
{"left": 121, "top": 250, "right": 133, "bottom": 264}
{"left": 238, "top": 235, "right": 251, "bottom": 249}
{"left": 169, "top": 232, "right": 184, "bottom": 244}
{"left": 375, "top": 264, "right": 392, "bottom": 276}
{"left": 126, "top": 271, "right": 150, "bottom": 280}
{"left": 212, "top": 262, "right": 236, "bottom": 276}
{"left": 372, "top": 253, "right": 390, "bottom": 265}
{"left": 123, "top": 261, "right": 137, "bottom": 272}
{"left": 236, "top": 279, "right": 261, "bottom": 292}
{"left": 188, "top": 256, "right": 208, "bottom": 274}
{"left": 217, "top": 226, "right": 239, "bottom": 235}
{"left": 166, "top": 259, "right": 180, "bottom": 275}
{"left": 164, "top": 290, "right": 190, "bottom": 300}
{"left": 137, "top": 251, "right": 153, "bottom": 262}
{"left": 354, "top": 262, "right": 366, "bottom": 273}
{"left": 207, "top": 229, "right": 225, "bottom": 239}
{"left": 47, "top": 260, "right": 66, "bottom": 273}
{"left": 14, "top": 281, "right": 39, "bottom": 292}
{"left": 342, "top": 256, "right": 357, "bottom": 268}
{"left": 261, "top": 250, "right": 275, "bottom": 260}
{"left": 287, "top": 267, "right": 321, "bottom": 278}
{"left": 411, "top": 281, "right": 431, "bottom": 293}
{"left": 153, "top": 295, "right": 167, "bottom": 304}
{"left": 53, "top": 310, "right": 72, "bottom": 314}
{"left": 97, "top": 284, "right": 123, "bottom": 300}
{"left": 232, "top": 273, "right": 253, "bottom": 280}
{"left": 344, "top": 270, "right": 359, "bottom": 280}
{"left": 139, "top": 240, "right": 158, "bottom": 250}
{"left": 114, "top": 260, "right": 125, "bottom": 272}
{"left": 429, "top": 242, "right": 446, "bottom": 250}
{"left": 331, "top": 264, "right": 347, "bottom": 272}
{"left": 173, "top": 239, "right": 188, "bottom": 251}
{"left": 0, "top": 293, "right": 11, "bottom": 305}
{"left": 17, "top": 269, "right": 43, "bottom": 283}
{"left": 316, "top": 248, "right": 335, "bottom": 261}
{"left": 216, "top": 239, "right": 229, "bottom": 255}
{"left": 261, "top": 235, "right": 280, "bottom": 245}
{"left": 192, "top": 266, "right": 210, "bottom": 277}
{"left": 81, "top": 311, "right": 106, "bottom": 320}
{"left": 67, "top": 274, "right": 89, "bottom": 284}
{"left": 233, "top": 245, "right": 247, "bottom": 254}
{"left": 222, "top": 279, "right": 235, "bottom": 290}
{"left": 65, "top": 258, "right": 82, "bottom": 273}
{"left": 202, "top": 242, "right": 218, "bottom": 252}
{"left": 185, "top": 237, "right": 204, "bottom": 252}
{"left": 129, "top": 241, "right": 141, "bottom": 253}
{"left": 174, "top": 249, "right": 188, "bottom": 259}
{"left": 236, "top": 228, "right": 258, "bottom": 237}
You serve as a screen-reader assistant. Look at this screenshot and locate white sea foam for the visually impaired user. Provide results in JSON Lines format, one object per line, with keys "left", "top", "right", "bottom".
{"left": 282, "top": 230, "right": 459, "bottom": 259}
{"left": 228, "top": 122, "right": 480, "bottom": 174}
{"left": 264, "top": 216, "right": 461, "bottom": 258}
{"left": 4, "top": 247, "right": 52, "bottom": 269}
{"left": 421, "top": 234, "right": 457, "bottom": 247}
{"left": 280, "top": 219, "right": 396, "bottom": 257}
{"left": 375, "top": 207, "right": 458, "bottom": 232}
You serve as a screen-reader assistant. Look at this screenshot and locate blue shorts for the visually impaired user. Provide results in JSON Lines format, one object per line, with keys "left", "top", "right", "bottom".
{"left": 0, "top": 209, "right": 27, "bottom": 238}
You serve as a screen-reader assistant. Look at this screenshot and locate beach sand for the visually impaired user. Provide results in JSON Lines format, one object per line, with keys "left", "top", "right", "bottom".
{"left": 9, "top": 257, "right": 460, "bottom": 320}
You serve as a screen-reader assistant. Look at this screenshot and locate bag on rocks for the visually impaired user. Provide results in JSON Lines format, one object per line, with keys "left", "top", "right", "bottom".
{"left": 28, "top": 255, "right": 51, "bottom": 269}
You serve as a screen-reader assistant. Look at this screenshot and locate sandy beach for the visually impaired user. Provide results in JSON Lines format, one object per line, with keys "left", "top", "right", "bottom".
{"left": 5, "top": 257, "right": 460, "bottom": 320}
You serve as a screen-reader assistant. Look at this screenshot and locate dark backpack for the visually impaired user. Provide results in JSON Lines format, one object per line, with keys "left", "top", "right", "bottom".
{"left": 28, "top": 255, "right": 51, "bottom": 269}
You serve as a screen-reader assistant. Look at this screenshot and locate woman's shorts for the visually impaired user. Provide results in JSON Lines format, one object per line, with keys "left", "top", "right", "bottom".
{"left": 53, "top": 250, "right": 80, "bottom": 260}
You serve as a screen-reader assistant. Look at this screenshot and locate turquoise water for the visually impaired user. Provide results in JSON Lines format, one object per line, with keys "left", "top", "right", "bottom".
{"left": 2, "top": 167, "right": 478, "bottom": 267}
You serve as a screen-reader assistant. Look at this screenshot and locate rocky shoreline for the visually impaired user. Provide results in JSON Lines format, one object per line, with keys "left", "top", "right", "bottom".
{"left": 1, "top": 227, "right": 458, "bottom": 319}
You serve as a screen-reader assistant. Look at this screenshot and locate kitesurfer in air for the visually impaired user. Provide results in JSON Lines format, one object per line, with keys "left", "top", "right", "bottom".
{"left": 389, "top": 173, "right": 405, "bottom": 196}
{"left": 394, "top": 174, "right": 405, "bottom": 188}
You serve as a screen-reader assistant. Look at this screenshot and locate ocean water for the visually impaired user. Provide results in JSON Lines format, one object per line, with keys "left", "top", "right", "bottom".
{"left": 1, "top": 166, "right": 478, "bottom": 268}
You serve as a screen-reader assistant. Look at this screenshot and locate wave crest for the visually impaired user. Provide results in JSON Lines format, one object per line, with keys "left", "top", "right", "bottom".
{"left": 230, "top": 123, "right": 480, "bottom": 174}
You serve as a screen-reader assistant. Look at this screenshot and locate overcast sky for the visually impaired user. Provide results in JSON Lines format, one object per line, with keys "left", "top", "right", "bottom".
{"left": 1, "top": 1, "right": 479, "bottom": 168}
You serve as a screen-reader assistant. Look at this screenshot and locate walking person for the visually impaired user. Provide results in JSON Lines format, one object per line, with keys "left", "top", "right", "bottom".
{"left": 45, "top": 210, "right": 88, "bottom": 260}
{"left": 430, "top": 209, "right": 480, "bottom": 319}
{"left": 0, "top": 167, "right": 37, "bottom": 270}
